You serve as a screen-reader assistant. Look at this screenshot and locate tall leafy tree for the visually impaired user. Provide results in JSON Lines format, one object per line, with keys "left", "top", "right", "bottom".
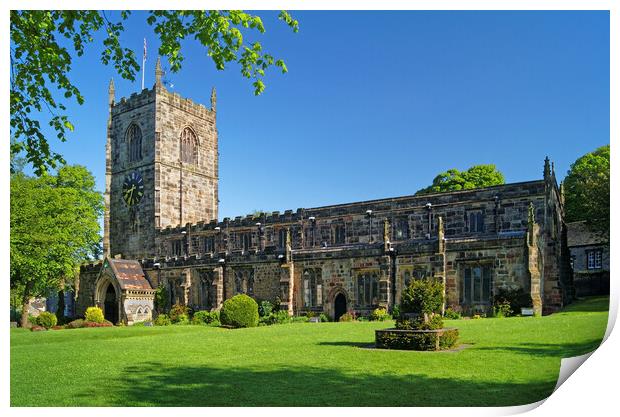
{"left": 10, "top": 10, "right": 299, "bottom": 175}
{"left": 563, "top": 145, "right": 610, "bottom": 234}
{"left": 416, "top": 164, "right": 505, "bottom": 195}
{"left": 10, "top": 165, "right": 103, "bottom": 327}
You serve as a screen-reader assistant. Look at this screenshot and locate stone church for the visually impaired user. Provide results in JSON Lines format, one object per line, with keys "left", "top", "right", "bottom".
{"left": 76, "top": 60, "right": 573, "bottom": 324}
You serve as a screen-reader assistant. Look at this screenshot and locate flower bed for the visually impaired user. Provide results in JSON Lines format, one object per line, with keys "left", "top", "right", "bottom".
{"left": 375, "top": 327, "right": 459, "bottom": 351}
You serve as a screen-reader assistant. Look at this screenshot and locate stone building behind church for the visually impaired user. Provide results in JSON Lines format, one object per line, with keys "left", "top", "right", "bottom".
{"left": 75, "top": 61, "right": 573, "bottom": 324}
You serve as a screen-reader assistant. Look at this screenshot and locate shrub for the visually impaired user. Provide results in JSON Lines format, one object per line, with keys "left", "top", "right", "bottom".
{"left": 85, "top": 306, "right": 104, "bottom": 324}
{"left": 66, "top": 319, "right": 85, "bottom": 329}
{"left": 339, "top": 312, "right": 356, "bottom": 322}
{"left": 401, "top": 279, "right": 444, "bottom": 316}
{"left": 154, "top": 314, "right": 172, "bottom": 326}
{"left": 291, "top": 315, "right": 309, "bottom": 323}
{"left": 370, "top": 308, "right": 391, "bottom": 321}
{"left": 391, "top": 304, "right": 401, "bottom": 320}
{"left": 169, "top": 304, "right": 191, "bottom": 323}
{"left": 258, "top": 300, "right": 273, "bottom": 317}
{"left": 319, "top": 313, "right": 330, "bottom": 322}
{"left": 493, "top": 300, "right": 512, "bottom": 318}
{"left": 443, "top": 307, "right": 461, "bottom": 320}
{"left": 36, "top": 312, "right": 58, "bottom": 329}
{"left": 397, "top": 314, "right": 444, "bottom": 330}
{"left": 132, "top": 321, "right": 152, "bottom": 327}
{"left": 173, "top": 314, "right": 190, "bottom": 325}
{"left": 220, "top": 294, "right": 259, "bottom": 328}
{"left": 28, "top": 315, "right": 39, "bottom": 326}
{"left": 492, "top": 286, "right": 533, "bottom": 317}
{"left": 260, "top": 310, "right": 291, "bottom": 325}
{"left": 155, "top": 285, "right": 168, "bottom": 313}
{"left": 376, "top": 328, "right": 459, "bottom": 351}
{"left": 192, "top": 310, "right": 220, "bottom": 326}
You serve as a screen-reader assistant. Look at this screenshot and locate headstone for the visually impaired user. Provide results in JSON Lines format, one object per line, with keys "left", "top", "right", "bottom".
{"left": 309, "top": 317, "right": 320, "bottom": 323}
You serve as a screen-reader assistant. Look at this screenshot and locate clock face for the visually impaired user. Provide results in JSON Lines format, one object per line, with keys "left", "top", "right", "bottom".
{"left": 122, "top": 171, "right": 145, "bottom": 206}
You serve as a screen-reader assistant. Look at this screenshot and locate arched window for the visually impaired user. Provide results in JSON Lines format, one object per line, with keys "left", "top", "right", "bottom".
{"left": 234, "top": 269, "right": 254, "bottom": 297}
{"left": 180, "top": 127, "right": 198, "bottom": 164}
{"left": 127, "top": 124, "right": 142, "bottom": 162}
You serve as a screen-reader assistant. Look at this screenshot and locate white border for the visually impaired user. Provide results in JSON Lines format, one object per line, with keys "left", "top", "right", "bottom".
{"left": 2, "top": 2, "right": 616, "bottom": 417}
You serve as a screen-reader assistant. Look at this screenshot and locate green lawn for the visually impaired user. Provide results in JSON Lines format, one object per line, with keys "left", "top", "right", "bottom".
{"left": 11, "top": 296, "right": 609, "bottom": 407}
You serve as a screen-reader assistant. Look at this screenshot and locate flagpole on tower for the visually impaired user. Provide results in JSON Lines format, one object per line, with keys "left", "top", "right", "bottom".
{"left": 141, "top": 38, "right": 147, "bottom": 90}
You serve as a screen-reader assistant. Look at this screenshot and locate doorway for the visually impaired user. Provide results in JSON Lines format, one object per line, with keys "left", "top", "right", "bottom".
{"left": 104, "top": 283, "right": 118, "bottom": 324}
{"left": 334, "top": 293, "right": 347, "bottom": 322}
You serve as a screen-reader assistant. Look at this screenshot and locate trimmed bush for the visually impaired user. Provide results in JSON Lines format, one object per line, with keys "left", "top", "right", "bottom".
{"left": 370, "top": 308, "right": 391, "bottom": 321}
{"left": 154, "top": 314, "right": 172, "bottom": 326}
{"left": 319, "top": 313, "right": 330, "bottom": 322}
{"left": 401, "top": 279, "right": 444, "bottom": 316}
{"left": 85, "top": 307, "right": 104, "bottom": 324}
{"left": 36, "top": 312, "right": 58, "bottom": 329}
{"left": 192, "top": 310, "right": 220, "bottom": 326}
{"left": 220, "top": 294, "right": 259, "bottom": 328}
{"left": 376, "top": 328, "right": 459, "bottom": 351}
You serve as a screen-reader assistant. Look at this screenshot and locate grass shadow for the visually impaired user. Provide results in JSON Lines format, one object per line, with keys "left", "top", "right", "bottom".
{"left": 86, "top": 362, "right": 557, "bottom": 407}
{"left": 475, "top": 339, "right": 603, "bottom": 358}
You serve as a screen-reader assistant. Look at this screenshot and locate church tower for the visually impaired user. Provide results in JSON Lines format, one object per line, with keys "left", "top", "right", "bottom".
{"left": 103, "top": 58, "right": 219, "bottom": 259}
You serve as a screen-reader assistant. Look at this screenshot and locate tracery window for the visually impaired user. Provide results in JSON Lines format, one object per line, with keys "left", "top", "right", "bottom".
{"left": 303, "top": 268, "right": 322, "bottom": 308}
{"left": 466, "top": 210, "right": 484, "bottom": 233}
{"left": 127, "top": 124, "right": 142, "bottom": 162}
{"left": 332, "top": 224, "right": 346, "bottom": 245}
{"left": 180, "top": 127, "right": 198, "bottom": 164}
{"left": 357, "top": 271, "right": 379, "bottom": 308}
{"left": 394, "top": 218, "right": 410, "bottom": 240}
{"left": 460, "top": 265, "right": 492, "bottom": 305}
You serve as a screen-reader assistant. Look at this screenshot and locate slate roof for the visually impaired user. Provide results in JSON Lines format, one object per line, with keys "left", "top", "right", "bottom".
{"left": 566, "top": 221, "right": 608, "bottom": 247}
{"left": 106, "top": 258, "right": 152, "bottom": 290}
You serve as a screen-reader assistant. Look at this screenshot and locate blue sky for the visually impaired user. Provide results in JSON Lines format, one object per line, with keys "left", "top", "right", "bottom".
{"left": 34, "top": 11, "right": 609, "bottom": 219}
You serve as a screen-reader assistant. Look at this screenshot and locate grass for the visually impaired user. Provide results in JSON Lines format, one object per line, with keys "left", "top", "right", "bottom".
{"left": 10, "top": 296, "right": 609, "bottom": 407}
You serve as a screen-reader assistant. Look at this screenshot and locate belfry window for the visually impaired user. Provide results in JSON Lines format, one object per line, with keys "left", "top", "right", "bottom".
{"left": 180, "top": 127, "right": 198, "bottom": 164}
{"left": 127, "top": 124, "right": 142, "bottom": 162}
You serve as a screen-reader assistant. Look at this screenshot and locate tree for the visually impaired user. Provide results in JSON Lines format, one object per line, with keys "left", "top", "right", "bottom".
{"left": 10, "top": 165, "right": 103, "bottom": 327}
{"left": 563, "top": 145, "right": 609, "bottom": 234}
{"left": 416, "top": 164, "right": 505, "bottom": 195}
{"left": 10, "top": 10, "right": 299, "bottom": 175}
